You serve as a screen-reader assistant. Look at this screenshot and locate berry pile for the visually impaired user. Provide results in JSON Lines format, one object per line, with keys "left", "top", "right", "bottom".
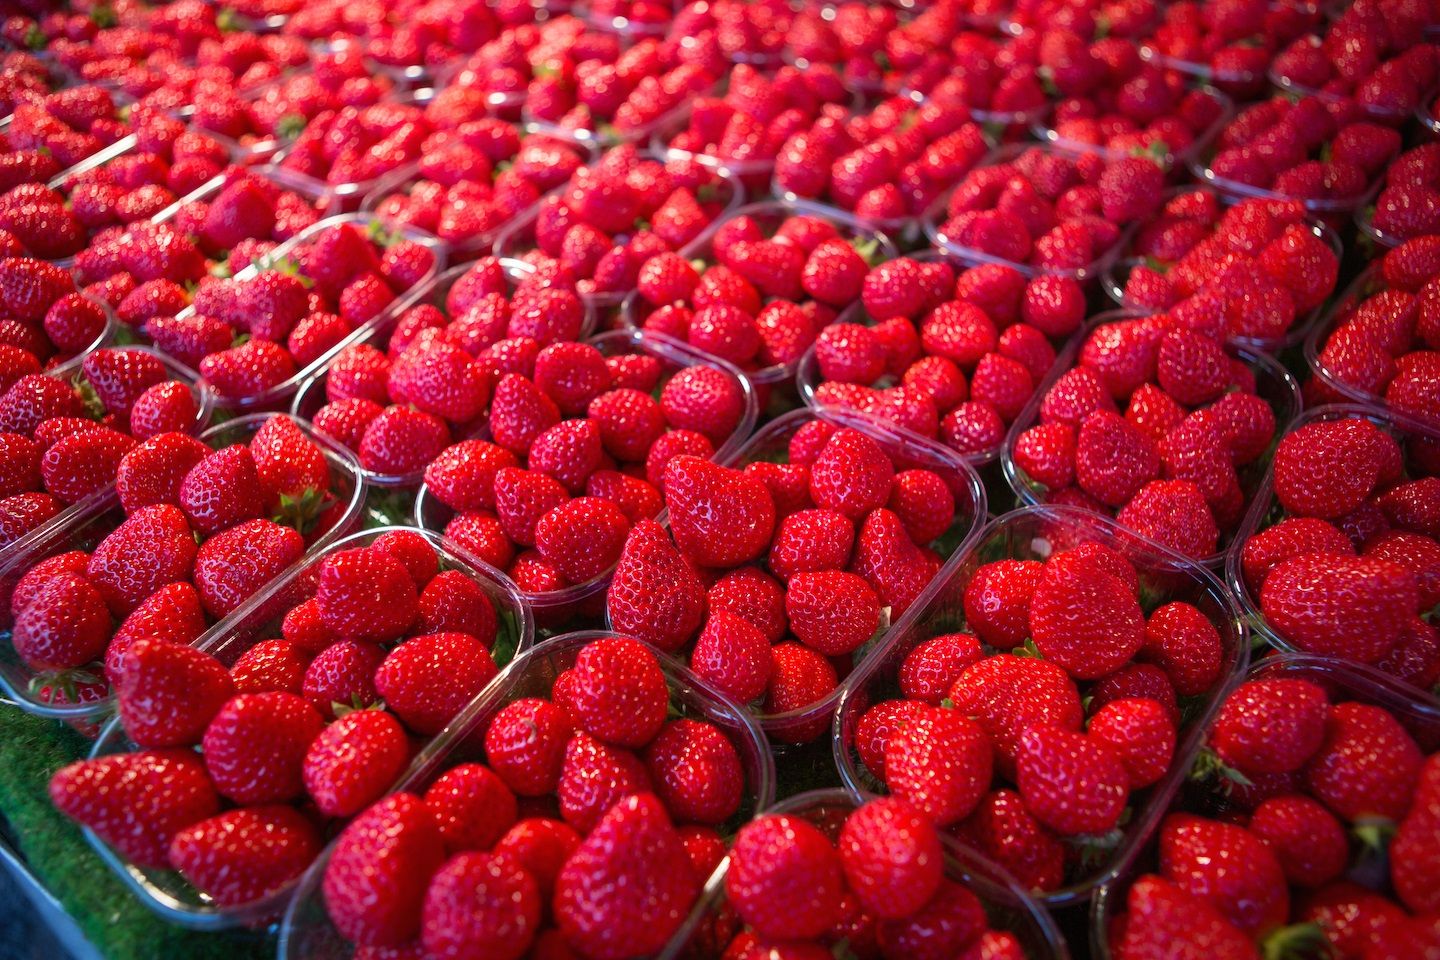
{"left": 1232, "top": 408, "right": 1440, "bottom": 692}
{"left": 626, "top": 205, "right": 892, "bottom": 385}
{"left": 294, "top": 633, "right": 769, "bottom": 959}
{"left": 805, "top": 255, "right": 1087, "bottom": 461}
{"left": 838, "top": 508, "right": 1239, "bottom": 897}
{"left": 1, "top": 415, "right": 361, "bottom": 715}
{"left": 1110, "top": 189, "right": 1341, "bottom": 349}
{"left": 1138, "top": 0, "right": 1324, "bottom": 98}
{"left": 608, "top": 412, "right": 981, "bottom": 742}
{"left": 1007, "top": 309, "right": 1290, "bottom": 561}
{"left": 0, "top": 258, "right": 112, "bottom": 387}
{"left": 1102, "top": 657, "right": 1440, "bottom": 960}
{"left": 47, "top": 527, "right": 525, "bottom": 911}
{"left": 1307, "top": 236, "right": 1440, "bottom": 421}
{"left": 1038, "top": 68, "right": 1229, "bottom": 168}
{"left": 1362, "top": 143, "right": 1440, "bottom": 245}
{"left": 495, "top": 145, "right": 738, "bottom": 306}
{"left": 929, "top": 147, "right": 1166, "bottom": 278}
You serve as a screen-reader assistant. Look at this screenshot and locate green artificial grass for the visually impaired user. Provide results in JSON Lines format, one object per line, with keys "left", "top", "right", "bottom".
{"left": 0, "top": 707, "right": 273, "bottom": 960}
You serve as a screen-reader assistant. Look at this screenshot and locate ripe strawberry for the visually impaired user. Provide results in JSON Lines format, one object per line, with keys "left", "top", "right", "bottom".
{"left": 1075, "top": 411, "right": 1160, "bottom": 507}
{"left": 1141, "top": 602, "right": 1224, "bottom": 696}
{"left": 229, "top": 639, "right": 309, "bottom": 696}
{"left": 533, "top": 496, "right": 630, "bottom": 583}
{"left": 375, "top": 632, "right": 499, "bottom": 736}
{"left": 105, "top": 580, "right": 208, "bottom": 682}
{"left": 726, "top": 813, "right": 845, "bottom": 941}
{"left": 1248, "top": 795, "right": 1348, "bottom": 889}
{"left": 420, "top": 763, "right": 518, "bottom": 857}
{"left": 178, "top": 444, "right": 265, "bottom": 535}
{"left": 49, "top": 750, "right": 219, "bottom": 869}
{"left": 1208, "top": 678, "right": 1329, "bottom": 777}
{"left": 303, "top": 709, "right": 409, "bottom": 818}
{"left": 554, "top": 793, "right": 700, "bottom": 960}
{"left": 201, "top": 691, "right": 325, "bottom": 805}
{"left": 884, "top": 704, "right": 993, "bottom": 827}
{"left": 956, "top": 789, "right": 1065, "bottom": 893}
{"left": 117, "top": 638, "right": 233, "bottom": 749}
{"left": 1260, "top": 553, "right": 1418, "bottom": 664}
{"left": 1272, "top": 418, "right": 1389, "bottom": 519}
{"left": 11, "top": 567, "right": 111, "bottom": 672}
{"left": 643, "top": 718, "right": 744, "bottom": 826}
{"left": 838, "top": 796, "right": 943, "bottom": 920}
{"left": 39, "top": 427, "right": 135, "bottom": 505}
{"left": 1160, "top": 814, "right": 1288, "bottom": 935}
{"left": 764, "top": 642, "right": 839, "bottom": 739}
{"left": 85, "top": 504, "right": 197, "bottom": 616}
{"left": 1240, "top": 517, "right": 1354, "bottom": 593}
{"left": 323, "top": 793, "right": 446, "bottom": 948}
{"left": 809, "top": 428, "right": 894, "bottom": 521}
{"left": 192, "top": 519, "right": 305, "bottom": 619}
{"left": 1015, "top": 725, "right": 1130, "bottom": 836}
{"left": 129, "top": 382, "right": 198, "bottom": 440}
{"left": 607, "top": 519, "right": 706, "bottom": 652}
{"left": 1304, "top": 701, "right": 1423, "bottom": 823}
{"left": 1088, "top": 697, "right": 1177, "bottom": 789}
{"left": 876, "top": 876, "right": 989, "bottom": 960}
{"left": 198, "top": 339, "right": 298, "bottom": 400}
{"left": 569, "top": 635, "right": 669, "bottom": 749}
{"left": 689, "top": 610, "right": 772, "bottom": 704}
{"left": 249, "top": 415, "right": 331, "bottom": 514}
{"left": 168, "top": 805, "right": 321, "bottom": 908}
{"left": 316, "top": 546, "right": 420, "bottom": 644}
{"left": 664, "top": 455, "right": 775, "bottom": 567}
{"left": 1029, "top": 561, "right": 1144, "bottom": 679}
{"left": 1113, "top": 875, "right": 1257, "bottom": 960}
{"left": 962, "top": 560, "right": 1044, "bottom": 649}
{"left": 421, "top": 851, "right": 540, "bottom": 960}
{"left": 1116, "top": 479, "right": 1220, "bottom": 560}
{"left": 786, "top": 569, "right": 880, "bottom": 656}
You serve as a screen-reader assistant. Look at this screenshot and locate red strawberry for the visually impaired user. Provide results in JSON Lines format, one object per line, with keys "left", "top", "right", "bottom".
{"left": 1113, "top": 875, "right": 1257, "bottom": 960}
{"left": 533, "top": 496, "right": 630, "bottom": 583}
{"left": 1075, "top": 411, "right": 1159, "bottom": 507}
{"left": 1248, "top": 795, "right": 1348, "bottom": 889}
{"left": 49, "top": 750, "right": 219, "bottom": 869}
{"left": 785, "top": 569, "right": 880, "bottom": 656}
{"left": 1303, "top": 701, "right": 1423, "bottom": 823}
{"left": 664, "top": 455, "right": 776, "bottom": 567}
{"left": 876, "top": 876, "right": 989, "bottom": 960}
{"left": 421, "top": 851, "right": 540, "bottom": 960}
{"left": 956, "top": 789, "right": 1065, "bottom": 893}
{"left": 1015, "top": 726, "right": 1129, "bottom": 836}
{"left": 554, "top": 793, "right": 700, "bottom": 960}
{"left": 230, "top": 639, "right": 310, "bottom": 696}
{"left": 1115, "top": 479, "right": 1219, "bottom": 559}
{"left": 168, "top": 805, "right": 321, "bottom": 908}
{"left": 484, "top": 699, "right": 573, "bottom": 799}
{"left": 838, "top": 796, "right": 943, "bottom": 920}
{"left": 1141, "top": 602, "right": 1224, "bottom": 696}
{"left": 201, "top": 691, "right": 325, "bottom": 805}
{"left": 809, "top": 428, "right": 895, "bottom": 521}
{"left": 117, "top": 638, "right": 233, "bottom": 749}
{"left": 607, "top": 520, "right": 706, "bottom": 652}
{"left": 884, "top": 704, "right": 993, "bottom": 827}
{"left": 962, "top": 560, "right": 1044, "bottom": 649}
{"left": 85, "top": 504, "right": 197, "bottom": 616}
{"left": 569, "top": 635, "right": 669, "bottom": 749}
{"left": 1272, "top": 418, "right": 1389, "bottom": 519}
{"left": 726, "top": 813, "right": 844, "bottom": 941}
{"left": 422, "top": 763, "right": 518, "bottom": 855}
{"left": 11, "top": 571, "right": 110, "bottom": 670}
{"left": 1029, "top": 561, "right": 1144, "bottom": 679}
{"left": 1159, "top": 814, "right": 1288, "bottom": 935}
{"left": 1208, "top": 678, "right": 1328, "bottom": 777}
{"left": 643, "top": 718, "right": 744, "bottom": 826}
{"left": 1088, "top": 697, "right": 1177, "bottom": 789}
{"left": 323, "top": 793, "right": 446, "bottom": 948}
{"left": 689, "top": 610, "right": 772, "bottom": 704}
{"left": 1259, "top": 553, "right": 1418, "bottom": 664}
{"left": 179, "top": 444, "right": 265, "bottom": 535}
{"left": 315, "top": 546, "right": 420, "bottom": 644}
{"left": 302, "top": 709, "right": 409, "bottom": 817}
{"left": 374, "top": 632, "right": 499, "bottom": 736}
{"left": 192, "top": 519, "right": 305, "bottom": 619}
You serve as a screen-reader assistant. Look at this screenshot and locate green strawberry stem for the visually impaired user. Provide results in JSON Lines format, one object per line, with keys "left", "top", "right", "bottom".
{"left": 1259, "top": 922, "right": 1334, "bottom": 960}
{"left": 1189, "top": 746, "right": 1255, "bottom": 789}
{"left": 274, "top": 487, "right": 335, "bottom": 535}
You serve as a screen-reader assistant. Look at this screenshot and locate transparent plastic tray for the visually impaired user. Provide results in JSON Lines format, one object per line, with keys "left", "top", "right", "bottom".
{"left": 1030, "top": 85, "right": 1234, "bottom": 173}
{"left": 79, "top": 523, "right": 533, "bottom": 929}
{"left": 621, "top": 198, "right": 898, "bottom": 389}
{"left": 414, "top": 327, "right": 758, "bottom": 628}
{"left": 1088, "top": 651, "right": 1440, "bottom": 960}
{"left": 278, "top": 628, "right": 776, "bottom": 960}
{"left": 668, "top": 405, "right": 987, "bottom": 744}
{"left": 1225, "top": 401, "right": 1440, "bottom": 710}
{"left": 0, "top": 412, "right": 366, "bottom": 720}
{"left": 1001, "top": 309, "right": 1304, "bottom": 569}
{"left": 833, "top": 504, "right": 1250, "bottom": 908}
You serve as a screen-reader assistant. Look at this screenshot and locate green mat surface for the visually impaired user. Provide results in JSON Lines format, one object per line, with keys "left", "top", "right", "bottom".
{"left": 0, "top": 706, "right": 273, "bottom": 960}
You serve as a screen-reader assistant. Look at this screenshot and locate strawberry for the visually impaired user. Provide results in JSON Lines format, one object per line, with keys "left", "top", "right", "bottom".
{"left": 230, "top": 639, "right": 310, "bottom": 696}
{"left": 957, "top": 789, "right": 1065, "bottom": 894}
{"left": 1272, "top": 418, "right": 1390, "bottom": 520}
{"left": 117, "top": 638, "right": 233, "bottom": 749}
{"left": 1240, "top": 517, "right": 1355, "bottom": 593}
{"left": 316, "top": 546, "right": 420, "bottom": 644}
{"left": 249, "top": 415, "right": 331, "bottom": 515}
{"left": 643, "top": 718, "right": 744, "bottom": 826}
{"left": 201, "top": 691, "right": 325, "bottom": 805}
{"left": 533, "top": 496, "right": 630, "bottom": 583}
{"left": 323, "top": 794, "right": 446, "bottom": 948}
{"left": 1208, "top": 678, "right": 1329, "bottom": 777}
{"left": 302, "top": 709, "right": 409, "bottom": 817}
{"left": 689, "top": 610, "right": 772, "bottom": 704}
{"left": 962, "top": 560, "right": 1044, "bottom": 649}
{"left": 568, "top": 635, "right": 669, "bottom": 749}
{"left": 302, "top": 641, "right": 384, "bottom": 719}
{"left": 129, "top": 382, "right": 199, "bottom": 440}
{"left": 198, "top": 339, "right": 298, "bottom": 401}
{"left": 86, "top": 504, "right": 197, "bottom": 616}
{"left": 809, "top": 428, "right": 894, "bottom": 520}
{"left": 1113, "top": 875, "right": 1257, "bottom": 960}
{"left": 838, "top": 796, "right": 943, "bottom": 920}
{"left": 1075, "top": 411, "right": 1160, "bottom": 508}
{"left": 554, "top": 793, "right": 700, "bottom": 960}
{"left": 105, "top": 581, "right": 209, "bottom": 683}
{"left": 422, "top": 763, "right": 518, "bottom": 855}
{"left": 1115, "top": 479, "right": 1219, "bottom": 560}
{"left": 607, "top": 519, "right": 706, "bottom": 652}
{"left": 374, "top": 632, "right": 499, "bottom": 736}
{"left": 785, "top": 569, "right": 880, "bottom": 656}
{"left": 764, "top": 642, "right": 839, "bottom": 739}
{"left": 415, "top": 572, "right": 497, "bottom": 643}
{"left": 884, "top": 704, "right": 993, "bottom": 827}
{"left": 494, "top": 467, "right": 569, "bottom": 548}
{"left": 1141, "top": 602, "right": 1224, "bottom": 696}
{"left": 1015, "top": 726, "right": 1129, "bottom": 837}
{"left": 168, "top": 805, "right": 321, "bottom": 908}
{"left": 423, "top": 440, "right": 518, "bottom": 514}
{"left": 1029, "top": 560, "right": 1144, "bottom": 679}
{"left": 178, "top": 444, "right": 265, "bottom": 535}
{"left": 726, "top": 813, "right": 844, "bottom": 941}
{"left": 1304, "top": 701, "right": 1423, "bottom": 823}
{"left": 1248, "top": 795, "right": 1348, "bottom": 889}
{"left": 1259, "top": 553, "right": 1418, "bottom": 664}
{"left": 1160, "top": 814, "right": 1288, "bottom": 935}
{"left": 557, "top": 727, "right": 653, "bottom": 833}
{"left": 39, "top": 427, "right": 135, "bottom": 504}
{"left": 664, "top": 455, "right": 775, "bottom": 567}
{"left": 876, "top": 877, "right": 989, "bottom": 960}
{"left": 11, "top": 571, "right": 110, "bottom": 671}
{"left": 49, "top": 750, "right": 219, "bottom": 869}
{"left": 1088, "top": 697, "right": 1177, "bottom": 789}
{"left": 421, "top": 852, "right": 540, "bottom": 960}
{"left": 484, "top": 697, "right": 575, "bottom": 801}
{"left": 192, "top": 519, "right": 305, "bottom": 619}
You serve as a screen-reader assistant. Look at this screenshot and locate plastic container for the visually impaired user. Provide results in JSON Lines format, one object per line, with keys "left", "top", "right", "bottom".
{"left": 1030, "top": 85, "right": 1234, "bottom": 173}
{"left": 149, "top": 164, "right": 341, "bottom": 235}
{"left": 1226, "top": 402, "right": 1440, "bottom": 708}
{"left": 78, "top": 524, "right": 532, "bottom": 929}
{"left": 292, "top": 258, "right": 606, "bottom": 488}
{"left": 0, "top": 347, "right": 215, "bottom": 570}
{"left": 277, "top": 628, "right": 777, "bottom": 960}
{"left": 1099, "top": 189, "right": 1344, "bottom": 354}
{"left": 0, "top": 412, "right": 366, "bottom": 721}
{"left": 414, "top": 328, "right": 758, "bottom": 629}
{"left": 180, "top": 212, "right": 445, "bottom": 411}
{"left": 833, "top": 504, "right": 1250, "bottom": 909}
{"left": 357, "top": 134, "right": 598, "bottom": 260}
{"left": 795, "top": 247, "right": 1073, "bottom": 467}
{"left": 1001, "top": 309, "right": 1304, "bottom": 569}
{"left": 673, "top": 787, "right": 1071, "bottom": 958}
{"left": 1089, "top": 651, "right": 1440, "bottom": 960}
{"left": 1267, "top": 35, "right": 1427, "bottom": 126}
{"left": 1188, "top": 122, "right": 1377, "bottom": 216}
{"left": 1302, "top": 265, "right": 1439, "bottom": 426}
{"left": 492, "top": 149, "right": 744, "bottom": 311}
{"left": 699, "top": 406, "right": 986, "bottom": 744}
{"left": 523, "top": 72, "right": 722, "bottom": 150}
{"left": 622, "top": 199, "right": 898, "bottom": 390}
{"left": 1352, "top": 182, "right": 1407, "bottom": 251}
{"left": 924, "top": 144, "right": 1136, "bottom": 283}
